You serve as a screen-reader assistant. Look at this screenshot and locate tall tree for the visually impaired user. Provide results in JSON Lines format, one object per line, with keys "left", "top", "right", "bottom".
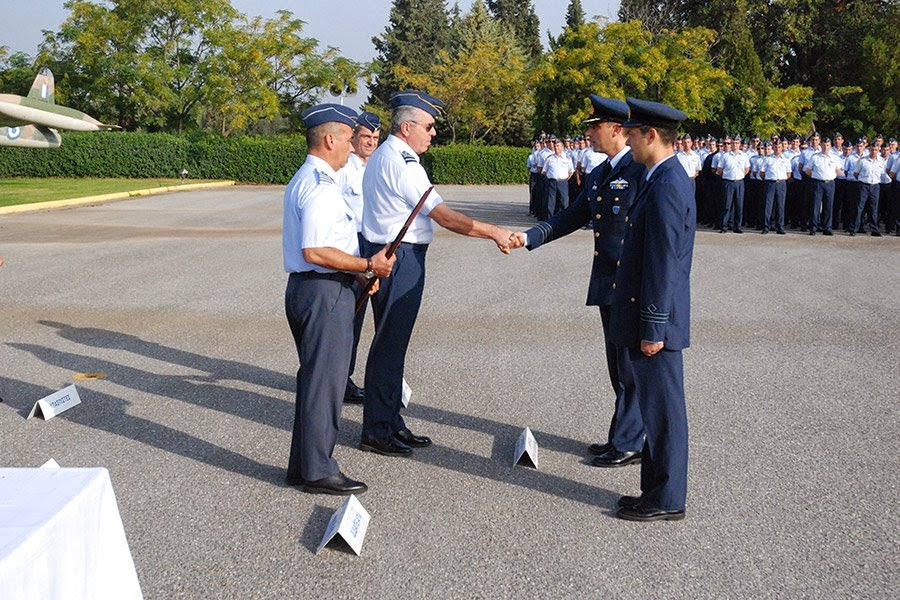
{"left": 617, "top": 0, "right": 697, "bottom": 34}
{"left": 38, "top": 1, "right": 361, "bottom": 134}
{"left": 370, "top": 0, "right": 450, "bottom": 106}
{"left": 0, "top": 49, "right": 37, "bottom": 98}
{"left": 533, "top": 20, "right": 732, "bottom": 135}
{"left": 565, "top": 0, "right": 585, "bottom": 29}
{"left": 486, "top": 0, "right": 542, "bottom": 62}
{"left": 394, "top": 0, "right": 532, "bottom": 144}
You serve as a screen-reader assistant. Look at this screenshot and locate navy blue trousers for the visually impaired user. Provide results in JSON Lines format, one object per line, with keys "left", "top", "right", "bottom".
{"left": 285, "top": 271, "right": 355, "bottom": 481}
{"left": 546, "top": 179, "right": 569, "bottom": 216}
{"left": 854, "top": 183, "right": 880, "bottom": 233}
{"left": 360, "top": 239, "right": 428, "bottom": 439}
{"left": 764, "top": 180, "right": 786, "bottom": 231}
{"left": 619, "top": 347, "right": 688, "bottom": 511}
{"left": 599, "top": 307, "right": 644, "bottom": 452}
{"left": 537, "top": 175, "right": 549, "bottom": 220}
{"left": 810, "top": 179, "right": 835, "bottom": 232}
{"left": 721, "top": 180, "right": 744, "bottom": 231}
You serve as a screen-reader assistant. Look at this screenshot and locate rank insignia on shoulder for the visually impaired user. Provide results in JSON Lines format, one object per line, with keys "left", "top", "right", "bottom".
{"left": 610, "top": 179, "right": 629, "bottom": 190}
{"left": 612, "top": 205, "right": 620, "bottom": 215}
{"left": 317, "top": 170, "right": 335, "bottom": 185}
{"left": 401, "top": 151, "right": 417, "bottom": 164}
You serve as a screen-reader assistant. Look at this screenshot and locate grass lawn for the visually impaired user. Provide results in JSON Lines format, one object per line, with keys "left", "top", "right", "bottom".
{"left": 0, "top": 178, "right": 218, "bottom": 208}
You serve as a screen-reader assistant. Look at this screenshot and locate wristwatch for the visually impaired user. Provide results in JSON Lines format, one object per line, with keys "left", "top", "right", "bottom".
{"left": 363, "top": 257, "right": 376, "bottom": 280}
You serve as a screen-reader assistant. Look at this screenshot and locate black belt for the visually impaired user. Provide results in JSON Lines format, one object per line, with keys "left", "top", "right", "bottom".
{"left": 291, "top": 271, "right": 354, "bottom": 284}
{"left": 399, "top": 241, "right": 429, "bottom": 251}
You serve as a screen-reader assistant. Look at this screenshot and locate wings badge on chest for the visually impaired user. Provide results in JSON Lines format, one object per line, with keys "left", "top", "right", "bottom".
{"left": 609, "top": 178, "right": 629, "bottom": 190}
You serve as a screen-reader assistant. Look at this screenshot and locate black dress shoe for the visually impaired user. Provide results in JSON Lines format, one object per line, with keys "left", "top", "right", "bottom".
{"left": 761, "top": 228, "right": 768, "bottom": 234}
{"left": 393, "top": 427, "right": 432, "bottom": 448}
{"left": 809, "top": 230, "right": 815, "bottom": 235}
{"left": 849, "top": 231, "right": 855, "bottom": 236}
{"left": 344, "top": 378, "right": 364, "bottom": 404}
{"left": 617, "top": 495, "right": 642, "bottom": 508}
{"left": 823, "top": 230, "right": 833, "bottom": 236}
{"left": 734, "top": 229, "right": 743, "bottom": 234}
{"left": 587, "top": 441, "right": 613, "bottom": 456}
{"left": 871, "top": 231, "right": 882, "bottom": 237}
{"left": 776, "top": 230, "right": 786, "bottom": 235}
{"left": 300, "top": 472, "right": 368, "bottom": 496}
{"left": 616, "top": 504, "right": 685, "bottom": 522}
{"left": 360, "top": 436, "right": 412, "bottom": 456}
{"left": 591, "top": 448, "right": 641, "bottom": 468}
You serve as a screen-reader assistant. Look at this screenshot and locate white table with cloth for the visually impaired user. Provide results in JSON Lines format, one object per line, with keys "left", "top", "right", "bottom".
{"left": 0, "top": 467, "right": 142, "bottom": 599}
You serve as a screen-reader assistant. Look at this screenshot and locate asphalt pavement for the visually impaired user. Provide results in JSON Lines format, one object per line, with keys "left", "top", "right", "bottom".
{"left": 1, "top": 185, "right": 897, "bottom": 599}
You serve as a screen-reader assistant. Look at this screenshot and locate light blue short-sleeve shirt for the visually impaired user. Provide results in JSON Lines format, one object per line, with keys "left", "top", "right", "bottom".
{"left": 283, "top": 155, "right": 359, "bottom": 273}
{"left": 361, "top": 135, "right": 444, "bottom": 245}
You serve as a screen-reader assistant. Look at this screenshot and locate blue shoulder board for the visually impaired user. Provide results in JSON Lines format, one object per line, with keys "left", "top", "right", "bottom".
{"left": 316, "top": 170, "right": 335, "bottom": 185}
{"left": 401, "top": 151, "right": 418, "bottom": 164}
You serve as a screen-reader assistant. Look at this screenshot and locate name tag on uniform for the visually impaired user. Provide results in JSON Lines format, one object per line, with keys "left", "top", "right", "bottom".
{"left": 609, "top": 178, "right": 629, "bottom": 190}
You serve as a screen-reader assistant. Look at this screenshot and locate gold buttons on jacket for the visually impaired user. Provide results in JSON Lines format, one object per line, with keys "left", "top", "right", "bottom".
{"left": 625, "top": 216, "right": 629, "bottom": 222}
{"left": 595, "top": 232, "right": 600, "bottom": 238}
{"left": 612, "top": 283, "right": 617, "bottom": 289}
{"left": 617, "top": 260, "right": 621, "bottom": 267}
{"left": 630, "top": 297, "right": 636, "bottom": 303}
{"left": 593, "top": 251, "right": 599, "bottom": 256}
{"left": 596, "top": 213, "right": 601, "bottom": 219}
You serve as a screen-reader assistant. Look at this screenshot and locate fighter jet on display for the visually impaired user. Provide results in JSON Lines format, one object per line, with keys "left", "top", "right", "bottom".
{"left": 0, "top": 68, "right": 117, "bottom": 148}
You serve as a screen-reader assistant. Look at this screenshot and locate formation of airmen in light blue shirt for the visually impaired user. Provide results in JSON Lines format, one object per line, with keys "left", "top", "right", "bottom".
{"left": 528, "top": 131, "right": 900, "bottom": 236}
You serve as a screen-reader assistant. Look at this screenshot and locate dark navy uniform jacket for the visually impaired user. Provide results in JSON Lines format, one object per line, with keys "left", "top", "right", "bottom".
{"left": 610, "top": 155, "right": 696, "bottom": 350}
{"left": 525, "top": 150, "right": 646, "bottom": 306}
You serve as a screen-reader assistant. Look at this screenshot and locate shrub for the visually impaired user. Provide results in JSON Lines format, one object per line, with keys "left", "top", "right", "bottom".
{"left": 0, "top": 133, "right": 529, "bottom": 184}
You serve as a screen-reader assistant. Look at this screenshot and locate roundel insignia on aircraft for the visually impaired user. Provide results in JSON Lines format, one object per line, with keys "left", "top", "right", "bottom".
{"left": 7, "top": 127, "right": 21, "bottom": 140}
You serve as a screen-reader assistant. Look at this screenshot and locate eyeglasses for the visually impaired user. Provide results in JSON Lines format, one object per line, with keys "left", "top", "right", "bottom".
{"left": 409, "top": 120, "right": 435, "bottom": 132}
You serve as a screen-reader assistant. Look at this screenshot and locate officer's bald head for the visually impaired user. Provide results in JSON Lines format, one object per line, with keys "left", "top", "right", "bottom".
{"left": 307, "top": 121, "right": 352, "bottom": 150}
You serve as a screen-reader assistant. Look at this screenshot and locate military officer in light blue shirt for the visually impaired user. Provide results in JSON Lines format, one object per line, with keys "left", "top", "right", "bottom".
{"left": 851, "top": 143, "right": 886, "bottom": 236}
{"left": 283, "top": 104, "right": 396, "bottom": 495}
{"left": 341, "top": 111, "right": 382, "bottom": 404}
{"left": 760, "top": 141, "right": 792, "bottom": 234}
{"left": 358, "top": 90, "right": 517, "bottom": 457}
{"left": 716, "top": 137, "right": 750, "bottom": 233}
{"left": 804, "top": 137, "right": 843, "bottom": 235}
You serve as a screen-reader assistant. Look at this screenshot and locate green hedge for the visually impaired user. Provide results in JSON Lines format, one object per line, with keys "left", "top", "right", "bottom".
{"left": 0, "top": 132, "right": 190, "bottom": 178}
{"left": 0, "top": 132, "right": 529, "bottom": 184}
{"left": 422, "top": 144, "right": 530, "bottom": 184}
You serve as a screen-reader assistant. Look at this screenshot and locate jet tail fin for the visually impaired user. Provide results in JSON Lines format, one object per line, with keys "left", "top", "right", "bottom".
{"left": 26, "top": 68, "right": 55, "bottom": 104}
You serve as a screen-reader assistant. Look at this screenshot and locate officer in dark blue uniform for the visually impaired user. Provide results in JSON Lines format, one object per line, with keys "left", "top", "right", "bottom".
{"left": 612, "top": 98, "right": 696, "bottom": 521}
{"left": 282, "top": 104, "right": 395, "bottom": 495}
{"left": 513, "top": 95, "right": 646, "bottom": 468}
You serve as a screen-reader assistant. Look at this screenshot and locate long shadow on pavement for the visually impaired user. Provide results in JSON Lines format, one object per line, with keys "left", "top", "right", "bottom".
{"left": 0, "top": 375, "right": 284, "bottom": 484}
{"left": 8, "top": 327, "right": 616, "bottom": 508}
